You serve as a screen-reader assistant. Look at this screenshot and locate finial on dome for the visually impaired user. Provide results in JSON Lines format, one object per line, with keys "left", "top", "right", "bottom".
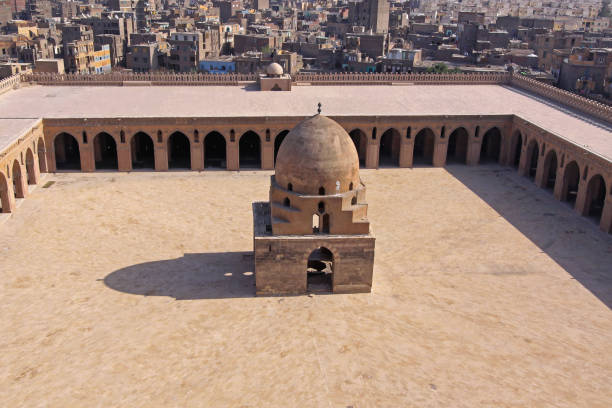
{"left": 317, "top": 102, "right": 322, "bottom": 114}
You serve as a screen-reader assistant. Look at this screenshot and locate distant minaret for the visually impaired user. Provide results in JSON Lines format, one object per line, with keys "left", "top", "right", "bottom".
{"left": 349, "top": 0, "right": 389, "bottom": 34}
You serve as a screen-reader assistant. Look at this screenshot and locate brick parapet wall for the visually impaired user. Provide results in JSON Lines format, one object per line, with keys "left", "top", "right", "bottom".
{"left": 0, "top": 74, "right": 21, "bottom": 96}
{"left": 509, "top": 73, "right": 612, "bottom": 125}
{"left": 20, "top": 72, "right": 258, "bottom": 86}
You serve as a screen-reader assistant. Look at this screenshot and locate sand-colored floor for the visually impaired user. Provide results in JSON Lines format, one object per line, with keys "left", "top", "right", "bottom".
{"left": 1, "top": 166, "right": 611, "bottom": 407}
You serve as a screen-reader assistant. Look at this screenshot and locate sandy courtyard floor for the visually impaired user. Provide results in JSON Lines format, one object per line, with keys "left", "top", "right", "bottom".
{"left": 1, "top": 166, "right": 611, "bottom": 407}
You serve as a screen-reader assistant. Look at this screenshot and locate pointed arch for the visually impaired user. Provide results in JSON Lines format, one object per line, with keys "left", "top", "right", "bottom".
{"left": 93, "top": 132, "right": 118, "bottom": 170}
{"left": 349, "top": 129, "right": 367, "bottom": 167}
{"left": 480, "top": 127, "right": 502, "bottom": 163}
{"left": 585, "top": 174, "right": 607, "bottom": 224}
{"left": 307, "top": 247, "right": 333, "bottom": 293}
{"left": 542, "top": 150, "right": 558, "bottom": 190}
{"left": 447, "top": 127, "right": 469, "bottom": 164}
{"left": 525, "top": 139, "right": 539, "bottom": 180}
{"left": 239, "top": 131, "right": 261, "bottom": 169}
{"left": 560, "top": 161, "right": 580, "bottom": 206}
{"left": 510, "top": 130, "right": 523, "bottom": 168}
{"left": 413, "top": 128, "right": 435, "bottom": 165}
{"left": 167, "top": 131, "right": 191, "bottom": 169}
{"left": 131, "top": 131, "right": 155, "bottom": 169}
{"left": 0, "top": 171, "right": 11, "bottom": 213}
{"left": 204, "top": 131, "right": 227, "bottom": 168}
{"left": 37, "top": 137, "right": 48, "bottom": 173}
{"left": 54, "top": 132, "right": 81, "bottom": 170}
{"left": 274, "top": 130, "right": 290, "bottom": 165}
{"left": 25, "top": 148, "right": 38, "bottom": 185}
{"left": 379, "top": 128, "right": 401, "bottom": 167}
{"left": 12, "top": 159, "right": 25, "bottom": 198}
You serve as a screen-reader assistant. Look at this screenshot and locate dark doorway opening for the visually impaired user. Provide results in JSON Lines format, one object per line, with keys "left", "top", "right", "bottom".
{"left": 239, "top": 131, "right": 261, "bottom": 168}
{"left": 447, "top": 127, "right": 469, "bottom": 164}
{"left": 307, "top": 247, "right": 333, "bottom": 293}
{"left": 274, "top": 130, "right": 289, "bottom": 165}
{"left": 561, "top": 161, "right": 580, "bottom": 206}
{"left": 204, "top": 132, "right": 226, "bottom": 168}
{"left": 480, "top": 127, "right": 501, "bottom": 163}
{"left": 0, "top": 172, "right": 8, "bottom": 213}
{"left": 527, "top": 141, "right": 539, "bottom": 180}
{"left": 12, "top": 160, "right": 24, "bottom": 198}
{"left": 131, "top": 132, "right": 155, "bottom": 169}
{"left": 379, "top": 128, "right": 401, "bottom": 167}
{"left": 54, "top": 133, "right": 81, "bottom": 170}
{"left": 586, "top": 175, "right": 607, "bottom": 224}
{"left": 511, "top": 132, "right": 523, "bottom": 168}
{"left": 349, "top": 129, "right": 367, "bottom": 167}
{"left": 543, "top": 151, "right": 558, "bottom": 190}
{"left": 414, "top": 128, "right": 435, "bottom": 165}
{"left": 168, "top": 132, "right": 191, "bottom": 169}
{"left": 94, "top": 132, "right": 118, "bottom": 170}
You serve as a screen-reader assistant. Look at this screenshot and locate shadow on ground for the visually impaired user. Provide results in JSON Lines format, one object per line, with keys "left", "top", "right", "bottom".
{"left": 104, "top": 252, "right": 255, "bottom": 300}
{"left": 446, "top": 164, "right": 612, "bottom": 309}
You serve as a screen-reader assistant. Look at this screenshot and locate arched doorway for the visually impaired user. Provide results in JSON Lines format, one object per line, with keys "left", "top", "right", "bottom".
{"left": 25, "top": 148, "right": 37, "bottom": 184}
{"left": 307, "top": 247, "right": 333, "bottom": 293}
{"left": 37, "top": 137, "right": 47, "bottom": 173}
{"left": 54, "top": 132, "right": 81, "bottom": 170}
{"left": 0, "top": 172, "right": 9, "bottom": 213}
{"left": 510, "top": 131, "right": 523, "bottom": 168}
{"left": 131, "top": 132, "right": 154, "bottom": 169}
{"left": 93, "top": 132, "right": 118, "bottom": 170}
{"left": 204, "top": 131, "right": 226, "bottom": 168}
{"left": 274, "top": 130, "right": 289, "bottom": 165}
{"left": 349, "top": 129, "right": 367, "bottom": 167}
{"left": 239, "top": 131, "right": 261, "bottom": 168}
{"left": 12, "top": 160, "right": 25, "bottom": 198}
{"left": 480, "top": 127, "right": 501, "bottom": 163}
{"left": 561, "top": 161, "right": 580, "bottom": 206}
{"left": 379, "top": 128, "right": 401, "bottom": 167}
{"left": 447, "top": 127, "right": 469, "bottom": 164}
{"left": 167, "top": 131, "right": 191, "bottom": 169}
{"left": 414, "top": 128, "right": 435, "bottom": 165}
{"left": 526, "top": 140, "right": 539, "bottom": 180}
{"left": 542, "top": 150, "right": 558, "bottom": 191}
{"left": 585, "top": 175, "right": 607, "bottom": 224}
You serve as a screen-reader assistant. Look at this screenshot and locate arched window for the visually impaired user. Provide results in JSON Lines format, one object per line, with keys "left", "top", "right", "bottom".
{"left": 318, "top": 201, "right": 325, "bottom": 213}
{"left": 351, "top": 196, "right": 357, "bottom": 205}
{"left": 312, "top": 214, "right": 320, "bottom": 233}
{"left": 288, "top": 183, "right": 293, "bottom": 191}
{"left": 283, "top": 197, "right": 290, "bottom": 207}
{"left": 349, "top": 182, "right": 354, "bottom": 191}
{"left": 319, "top": 186, "right": 325, "bottom": 195}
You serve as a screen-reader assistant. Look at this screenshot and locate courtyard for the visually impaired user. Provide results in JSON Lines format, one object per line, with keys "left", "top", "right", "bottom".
{"left": 0, "top": 166, "right": 611, "bottom": 407}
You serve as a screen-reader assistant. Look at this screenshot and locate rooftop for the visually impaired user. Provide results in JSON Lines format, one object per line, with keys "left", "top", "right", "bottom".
{"left": 0, "top": 83, "right": 610, "bottom": 160}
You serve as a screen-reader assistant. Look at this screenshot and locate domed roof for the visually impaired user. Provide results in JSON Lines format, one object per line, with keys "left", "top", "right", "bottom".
{"left": 275, "top": 115, "right": 360, "bottom": 195}
{"left": 266, "top": 62, "right": 284, "bottom": 76}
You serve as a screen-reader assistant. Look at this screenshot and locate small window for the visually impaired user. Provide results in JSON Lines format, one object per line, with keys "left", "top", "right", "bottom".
{"left": 120, "top": 130, "right": 125, "bottom": 143}
{"left": 319, "top": 186, "right": 325, "bottom": 195}
{"left": 230, "top": 129, "right": 235, "bottom": 142}
{"left": 194, "top": 129, "right": 199, "bottom": 143}
{"left": 372, "top": 127, "right": 377, "bottom": 140}
{"left": 318, "top": 201, "right": 325, "bottom": 214}
{"left": 312, "top": 214, "right": 320, "bottom": 234}
{"left": 349, "top": 182, "right": 354, "bottom": 191}
{"left": 265, "top": 129, "right": 270, "bottom": 142}
{"left": 283, "top": 197, "right": 290, "bottom": 207}
{"left": 406, "top": 127, "right": 411, "bottom": 139}
{"left": 157, "top": 130, "right": 162, "bottom": 143}
{"left": 288, "top": 183, "right": 293, "bottom": 191}
{"left": 441, "top": 126, "right": 446, "bottom": 139}
{"left": 351, "top": 196, "right": 357, "bottom": 205}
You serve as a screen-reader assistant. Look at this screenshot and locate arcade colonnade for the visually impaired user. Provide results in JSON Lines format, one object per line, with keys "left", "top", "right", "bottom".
{"left": 0, "top": 115, "right": 610, "bottom": 233}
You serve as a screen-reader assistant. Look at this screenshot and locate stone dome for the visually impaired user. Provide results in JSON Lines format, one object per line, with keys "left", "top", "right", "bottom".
{"left": 266, "top": 62, "right": 284, "bottom": 76}
{"left": 275, "top": 115, "right": 360, "bottom": 195}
